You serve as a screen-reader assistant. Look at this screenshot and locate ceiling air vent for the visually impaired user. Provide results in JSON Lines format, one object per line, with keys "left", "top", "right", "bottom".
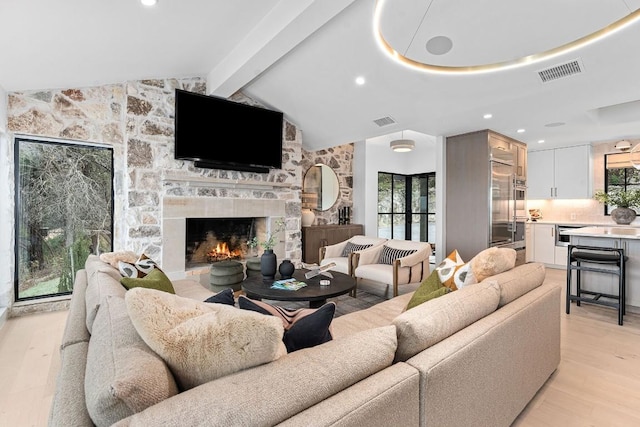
{"left": 373, "top": 116, "right": 396, "bottom": 127}
{"left": 537, "top": 59, "right": 583, "bottom": 83}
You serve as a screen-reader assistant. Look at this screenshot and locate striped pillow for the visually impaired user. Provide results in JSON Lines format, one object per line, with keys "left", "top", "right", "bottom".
{"left": 341, "top": 242, "right": 373, "bottom": 257}
{"left": 379, "top": 245, "right": 417, "bottom": 265}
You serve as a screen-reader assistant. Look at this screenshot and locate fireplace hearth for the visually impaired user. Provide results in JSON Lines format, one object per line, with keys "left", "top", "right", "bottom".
{"left": 186, "top": 218, "right": 257, "bottom": 268}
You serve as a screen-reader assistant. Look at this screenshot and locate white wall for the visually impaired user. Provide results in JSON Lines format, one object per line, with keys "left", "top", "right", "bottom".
{"left": 353, "top": 130, "right": 437, "bottom": 239}
{"left": 0, "top": 84, "right": 6, "bottom": 132}
{"left": 0, "top": 84, "right": 9, "bottom": 327}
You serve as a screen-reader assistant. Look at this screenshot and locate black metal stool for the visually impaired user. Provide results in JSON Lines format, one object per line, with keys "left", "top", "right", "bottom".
{"left": 566, "top": 244, "right": 627, "bottom": 325}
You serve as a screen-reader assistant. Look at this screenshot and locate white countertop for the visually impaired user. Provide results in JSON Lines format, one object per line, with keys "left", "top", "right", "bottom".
{"left": 561, "top": 226, "right": 640, "bottom": 239}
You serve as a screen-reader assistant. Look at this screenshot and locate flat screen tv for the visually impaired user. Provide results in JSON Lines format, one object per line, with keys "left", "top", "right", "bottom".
{"left": 174, "top": 89, "right": 283, "bottom": 173}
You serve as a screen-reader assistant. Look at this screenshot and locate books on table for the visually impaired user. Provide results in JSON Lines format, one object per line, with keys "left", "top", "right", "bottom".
{"left": 271, "top": 278, "right": 307, "bottom": 291}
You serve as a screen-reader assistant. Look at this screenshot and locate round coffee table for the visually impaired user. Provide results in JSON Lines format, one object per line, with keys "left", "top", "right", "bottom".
{"left": 241, "top": 269, "right": 355, "bottom": 308}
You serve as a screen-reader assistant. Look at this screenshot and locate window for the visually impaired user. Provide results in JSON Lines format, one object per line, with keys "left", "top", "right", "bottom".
{"left": 15, "top": 137, "right": 113, "bottom": 301}
{"left": 604, "top": 152, "right": 640, "bottom": 214}
{"left": 377, "top": 172, "right": 435, "bottom": 242}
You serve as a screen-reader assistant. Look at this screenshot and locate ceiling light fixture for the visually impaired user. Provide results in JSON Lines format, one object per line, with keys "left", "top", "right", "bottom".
{"left": 483, "top": 113, "right": 493, "bottom": 119}
{"left": 538, "top": 139, "right": 545, "bottom": 144}
{"left": 517, "top": 129, "right": 525, "bottom": 133}
{"left": 141, "top": 0, "right": 157, "bottom": 6}
{"left": 615, "top": 139, "right": 632, "bottom": 151}
{"left": 390, "top": 131, "right": 415, "bottom": 152}
{"left": 355, "top": 76, "right": 366, "bottom": 85}
{"left": 373, "top": 0, "right": 640, "bottom": 75}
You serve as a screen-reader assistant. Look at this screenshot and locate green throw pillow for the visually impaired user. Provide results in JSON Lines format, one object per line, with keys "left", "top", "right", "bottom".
{"left": 405, "top": 270, "right": 450, "bottom": 310}
{"left": 121, "top": 268, "right": 176, "bottom": 294}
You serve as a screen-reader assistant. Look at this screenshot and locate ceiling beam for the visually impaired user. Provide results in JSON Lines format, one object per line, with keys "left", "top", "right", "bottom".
{"left": 206, "top": 0, "right": 357, "bottom": 98}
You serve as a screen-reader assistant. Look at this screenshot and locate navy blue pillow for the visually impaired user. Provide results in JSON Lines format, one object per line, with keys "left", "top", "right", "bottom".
{"left": 203, "top": 288, "right": 235, "bottom": 306}
{"left": 237, "top": 295, "right": 335, "bottom": 352}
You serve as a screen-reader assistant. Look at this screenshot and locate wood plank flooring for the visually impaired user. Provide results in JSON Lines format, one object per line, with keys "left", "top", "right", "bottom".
{"left": 1, "top": 268, "right": 639, "bottom": 426}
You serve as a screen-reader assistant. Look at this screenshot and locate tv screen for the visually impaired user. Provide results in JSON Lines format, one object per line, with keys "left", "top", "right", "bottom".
{"left": 174, "top": 89, "right": 283, "bottom": 173}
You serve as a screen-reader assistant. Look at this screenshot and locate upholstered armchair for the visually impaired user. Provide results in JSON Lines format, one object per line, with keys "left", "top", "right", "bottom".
{"left": 353, "top": 240, "right": 432, "bottom": 298}
{"left": 318, "top": 235, "right": 388, "bottom": 277}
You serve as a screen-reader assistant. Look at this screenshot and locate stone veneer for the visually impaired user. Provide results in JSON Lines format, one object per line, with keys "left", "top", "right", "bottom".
{"left": 301, "top": 144, "right": 355, "bottom": 225}
{"left": 5, "top": 77, "right": 359, "bottom": 314}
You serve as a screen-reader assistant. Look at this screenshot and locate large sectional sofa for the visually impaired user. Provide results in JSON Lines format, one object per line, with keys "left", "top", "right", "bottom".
{"left": 49, "top": 255, "right": 560, "bottom": 426}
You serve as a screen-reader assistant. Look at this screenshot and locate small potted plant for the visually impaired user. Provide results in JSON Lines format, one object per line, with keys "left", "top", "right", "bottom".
{"left": 593, "top": 189, "right": 640, "bottom": 224}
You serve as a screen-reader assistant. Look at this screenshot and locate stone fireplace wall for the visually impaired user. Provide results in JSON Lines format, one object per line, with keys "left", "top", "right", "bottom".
{"left": 6, "top": 77, "right": 303, "bottom": 279}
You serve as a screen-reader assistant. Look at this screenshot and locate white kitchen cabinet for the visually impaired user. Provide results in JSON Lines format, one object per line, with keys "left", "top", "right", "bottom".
{"left": 531, "top": 223, "right": 556, "bottom": 265}
{"left": 527, "top": 145, "right": 592, "bottom": 199}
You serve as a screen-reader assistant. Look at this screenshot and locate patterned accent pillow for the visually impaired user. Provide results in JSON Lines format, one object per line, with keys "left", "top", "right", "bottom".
{"left": 379, "top": 245, "right": 417, "bottom": 265}
{"left": 119, "top": 253, "right": 160, "bottom": 278}
{"left": 435, "top": 249, "right": 466, "bottom": 291}
{"left": 341, "top": 242, "right": 373, "bottom": 257}
{"left": 238, "top": 296, "right": 335, "bottom": 352}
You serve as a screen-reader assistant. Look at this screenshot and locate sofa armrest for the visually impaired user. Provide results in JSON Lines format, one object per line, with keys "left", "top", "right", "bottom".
{"left": 398, "top": 244, "right": 432, "bottom": 268}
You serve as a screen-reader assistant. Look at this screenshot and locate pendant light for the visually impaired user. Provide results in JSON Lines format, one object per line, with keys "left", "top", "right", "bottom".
{"left": 390, "top": 131, "right": 415, "bottom": 152}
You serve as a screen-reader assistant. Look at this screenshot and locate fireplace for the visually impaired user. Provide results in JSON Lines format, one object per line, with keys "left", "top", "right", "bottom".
{"left": 161, "top": 196, "right": 286, "bottom": 279}
{"left": 185, "top": 218, "right": 257, "bottom": 269}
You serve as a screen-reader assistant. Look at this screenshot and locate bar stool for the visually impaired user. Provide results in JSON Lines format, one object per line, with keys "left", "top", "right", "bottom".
{"left": 566, "top": 244, "right": 627, "bottom": 326}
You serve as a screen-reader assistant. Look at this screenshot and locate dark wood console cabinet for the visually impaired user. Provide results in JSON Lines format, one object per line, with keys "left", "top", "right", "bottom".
{"left": 302, "top": 224, "right": 364, "bottom": 264}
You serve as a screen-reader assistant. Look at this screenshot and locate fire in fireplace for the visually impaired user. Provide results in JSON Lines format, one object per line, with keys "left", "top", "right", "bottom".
{"left": 185, "top": 218, "right": 257, "bottom": 268}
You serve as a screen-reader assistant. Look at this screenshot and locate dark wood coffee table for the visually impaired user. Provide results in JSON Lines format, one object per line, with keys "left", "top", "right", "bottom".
{"left": 241, "top": 269, "right": 355, "bottom": 308}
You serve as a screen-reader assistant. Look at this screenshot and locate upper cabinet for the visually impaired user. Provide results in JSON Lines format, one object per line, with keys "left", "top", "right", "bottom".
{"left": 527, "top": 145, "right": 592, "bottom": 199}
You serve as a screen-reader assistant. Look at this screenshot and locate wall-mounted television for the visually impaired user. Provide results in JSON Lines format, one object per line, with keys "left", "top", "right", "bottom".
{"left": 174, "top": 89, "right": 283, "bottom": 173}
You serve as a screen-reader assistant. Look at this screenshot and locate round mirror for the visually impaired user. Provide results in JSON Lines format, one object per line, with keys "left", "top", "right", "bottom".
{"left": 302, "top": 164, "right": 340, "bottom": 211}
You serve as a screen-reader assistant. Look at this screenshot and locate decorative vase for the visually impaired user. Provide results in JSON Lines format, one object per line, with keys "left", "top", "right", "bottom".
{"left": 611, "top": 207, "right": 636, "bottom": 225}
{"left": 260, "top": 249, "right": 277, "bottom": 280}
{"left": 301, "top": 208, "right": 315, "bottom": 227}
{"left": 278, "top": 259, "right": 295, "bottom": 279}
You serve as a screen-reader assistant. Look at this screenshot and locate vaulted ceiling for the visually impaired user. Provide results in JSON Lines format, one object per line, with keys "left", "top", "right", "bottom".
{"left": 2, "top": 0, "right": 640, "bottom": 151}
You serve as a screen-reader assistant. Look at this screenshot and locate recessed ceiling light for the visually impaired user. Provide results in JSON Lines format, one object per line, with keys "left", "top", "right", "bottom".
{"left": 141, "top": 0, "right": 157, "bottom": 6}
{"left": 355, "top": 76, "right": 365, "bottom": 85}
{"left": 517, "top": 129, "right": 525, "bottom": 133}
{"left": 425, "top": 36, "right": 453, "bottom": 55}
{"left": 483, "top": 113, "right": 492, "bottom": 119}
{"left": 538, "top": 139, "right": 545, "bottom": 144}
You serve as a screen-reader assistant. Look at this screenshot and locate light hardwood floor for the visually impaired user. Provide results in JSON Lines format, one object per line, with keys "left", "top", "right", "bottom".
{"left": 1, "top": 268, "right": 639, "bottom": 426}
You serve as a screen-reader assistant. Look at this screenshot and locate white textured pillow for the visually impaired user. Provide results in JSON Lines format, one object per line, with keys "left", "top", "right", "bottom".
{"left": 125, "top": 287, "right": 287, "bottom": 391}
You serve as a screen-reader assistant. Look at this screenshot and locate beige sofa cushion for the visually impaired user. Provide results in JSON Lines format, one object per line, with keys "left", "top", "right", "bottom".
{"left": 85, "top": 268, "right": 126, "bottom": 334}
{"left": 85, "top": 295, "right": 179, "bottom": 427}
{"left": 125, "top": 287, "right": 287, "bottom": 391}
{"left": 485, "top": 262, "right": 546, "bottom": 307}
{"left": 113, "top": 325, "right": 398, "bottom": 427}
{"left": 393, "top": 281, "right": 500, "bottom": 362}
{"left": 60, "top": 270, "right": 91, "bottom": 349}
{"left": 49, "top": 342, "right": 92, "bottom": 427}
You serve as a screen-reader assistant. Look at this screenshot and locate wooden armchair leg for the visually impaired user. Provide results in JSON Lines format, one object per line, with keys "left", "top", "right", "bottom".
{"left": 351, "top": 279, "right": 358, "bottom": 298}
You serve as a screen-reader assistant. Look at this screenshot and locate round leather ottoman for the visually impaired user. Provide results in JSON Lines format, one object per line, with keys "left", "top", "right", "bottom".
{"left": 209, "top": 260, "right": 244, "bottom": 292}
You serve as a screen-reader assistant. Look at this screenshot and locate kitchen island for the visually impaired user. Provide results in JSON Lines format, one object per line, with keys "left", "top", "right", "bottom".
{"left": 561, "top": 226, "right": 640, "bottom": 309}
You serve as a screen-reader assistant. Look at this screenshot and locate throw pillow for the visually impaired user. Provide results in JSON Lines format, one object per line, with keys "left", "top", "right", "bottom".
{"left": 203, "top": 288, "right": 236, "bottom": 306}
{"left": 340, "top": 242, "right": 373, "bottom": 257}
{"left": 379, "top": 245, "right": 417, "bottom": 265}
{"left": 125, "top": 287, "right": 287, "bottom": 391}
{"left": 99, "top": 251, "right": 139, "bottom": 269}
{"left": 238, "top": 295, "right": 335, "bottom": 353}
{"left": 119, "top": 253, "right": 160, "bottom": 279}
{"left": 466, "top": 247, "right": 517, "bottom": 283}
{"left": 435, "top": 249, "right": 466, "bottom": 291}
{"left": 405, "top": 270, "right": 451, "bottom": 310}
{"left": 120, "top": 268, "right": 176, "bottom": 294}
